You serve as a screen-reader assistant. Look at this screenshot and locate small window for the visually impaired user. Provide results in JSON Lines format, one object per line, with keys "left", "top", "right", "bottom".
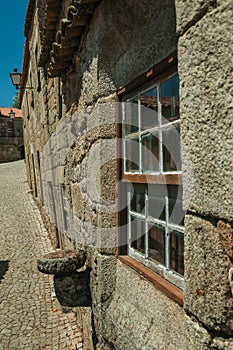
{"left": 60, "top": 184, "right": 69, "bottom": 232}
{"left": 58, "top": 77, "right": 63, "bottom": 119}
{"left": 47, "top": 181, "right": 56, "bottom": 225}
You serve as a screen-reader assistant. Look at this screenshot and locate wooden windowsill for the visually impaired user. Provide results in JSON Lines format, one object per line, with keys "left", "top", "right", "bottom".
{"left": 118, "top": 255, "right": 184, "bottom": 307}
{"left": 122, "top": 173, "right": 182, "bottom": 185}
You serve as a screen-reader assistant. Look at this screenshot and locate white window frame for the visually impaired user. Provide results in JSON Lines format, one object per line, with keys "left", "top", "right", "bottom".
{"left": 122, "top": 71, "right": 184, "bottom": 289}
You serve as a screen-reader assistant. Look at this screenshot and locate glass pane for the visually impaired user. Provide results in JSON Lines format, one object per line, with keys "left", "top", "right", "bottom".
{"left": 140, "top": 86, "right": 159, "bottom": 130}
{"left": 125, "top": 137, "right": 140, "bottom": 172}
{"left": 130, "top": 217, "right": 145, "bottom": 255}
{"left": 161, "top": 74, "right": 179, "bottom": 124}
{"left": 168, "top": 185, "right": 184, "bottom": 226}
{"left": 170, "top": 230, "right": 184, "bottom": 275}
{"left": 162, "top": 123, "right": 181, "bottom": 172}
{"left": 149, "top": 224, "right": 165, "bottom": 264}
{"left": 124, "top": 98, "right": 139, "bottom": 136}
{"left": 130, "top": 184, "right": 145, "bottom": 214}
{"left": 148, "top": 184, "right": 166, "bottom": 221}
{"left": 141, "top": 132, "right": 159, "bottom": 172}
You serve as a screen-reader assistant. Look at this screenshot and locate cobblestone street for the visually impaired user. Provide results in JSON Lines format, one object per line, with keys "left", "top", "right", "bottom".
{"left": 0, "top": 160, "right": 83, "bottom": 349}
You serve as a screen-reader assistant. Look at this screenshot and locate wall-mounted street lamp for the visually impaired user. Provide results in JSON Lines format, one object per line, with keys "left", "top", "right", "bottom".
{"left": 9, "top": 68, "right": 33, "bottom": 90}
{"left": 9, "top": 110, "right": 15, "bottom": 119}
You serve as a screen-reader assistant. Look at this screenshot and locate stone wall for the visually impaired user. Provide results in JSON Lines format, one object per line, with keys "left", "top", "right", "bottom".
{"left": 176, "top": 0, "right": 233, "bottom": 347}
{"left": 0, "top": 116, "right": 24, "bottom": 163}
{"left": 0, "top": 142, "right": 23, "bottom": 163}
{"left": 21, "top": 0, "right": 233, "bottom": 349}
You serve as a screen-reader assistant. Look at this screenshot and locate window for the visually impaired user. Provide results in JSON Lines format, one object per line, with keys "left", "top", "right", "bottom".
{"left": 118, "top": 54, "right": 184, "bottom": 290}
{"left": 35, "top": 45, "right": 41, "bottom": 92}
{"left": 58, "top": 77, "right": 63, "bottom": 119}
{"left": 37, "top": 151, "right": 44, "bottom": 206}
{"left": 30, "top": 72, "right": 34, "bottom": 108}
{"left": 32, "top": 153, "right": 38, "bottom": 198}
{"left": 60, "top": 184, "right": 69, "bottom": 233}
{"left": 47, "top": 181, "right": 57, "bottom": 226}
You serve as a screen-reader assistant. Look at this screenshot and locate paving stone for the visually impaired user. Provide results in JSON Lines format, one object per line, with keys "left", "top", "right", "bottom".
{"left": 0, "top": 160, "right": 83, "bottom": 349}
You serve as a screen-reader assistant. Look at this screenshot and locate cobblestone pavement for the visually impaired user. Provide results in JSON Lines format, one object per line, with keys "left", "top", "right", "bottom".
{"left": 0, "top": 160, "right": 83, "bottom": 350}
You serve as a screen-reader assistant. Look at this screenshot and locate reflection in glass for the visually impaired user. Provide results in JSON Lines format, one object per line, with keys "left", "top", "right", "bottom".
{"left": 149, "top": 224, "right": 165, "bottom": 264}
{"left": 168, "top": 186, "right": 184, "bottom": 226}
{"left": 140, "top": 86, "right": 159, "bottom": 130}
{"left": 125, "top": 137, "right": 140, "bottom": 172}
{"left": 130, "top": 217, "right": 145, "bottom": 254}
{"left": 130, "top": 184, "right": 145, "bottom": 214}
{"left": 162, "top": 124, "right": 181, "bottom": 172}
{"left": 161, "top": 74, "right": 179, "bottom": 124}
{"left": 148, "top": 184, "right": 166, "bottom": 221}
{"left": 124, "top": 98, "right": 139, "bottom": 136}
{"left": 170, "top": 230, "right": 184, "bottom": 275}
{"left": 141, "top": 132, "right": 159, "bottom": 172}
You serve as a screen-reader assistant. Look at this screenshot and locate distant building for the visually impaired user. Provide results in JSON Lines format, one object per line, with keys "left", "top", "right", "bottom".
{"left": 0, "top": 108, "right": 24, "bottom": 163}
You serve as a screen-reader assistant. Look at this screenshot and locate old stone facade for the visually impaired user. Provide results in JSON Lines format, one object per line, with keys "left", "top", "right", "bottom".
{"left": 0, "top": 108, "right": 24, "bottom": 163}
{"left": 20, "top": 0, "right": 233, "bottom": 349}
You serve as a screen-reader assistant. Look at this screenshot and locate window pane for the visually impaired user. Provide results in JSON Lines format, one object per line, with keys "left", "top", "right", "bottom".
{"left": 140, "top": 86, "right": 159, "bottom": 130}
{"left": 161, "top": 74, "right": 179, "bottom": 124}
{"left": 168, "top": 185, "right": 184, "bottom": 226}
{"left": 170, "top": 230, "right": 184, "bottom": 275}
{"left": 130, "top": 217, "right": 145, "bottom": 255}
{"left": 125, "top": 137, "right": 140, "bottom": 172}
{"left": 124, "top": 98, "right": 139, "bottom": 136}
{"left": 149, "top": 224, "right": 165, "bottom": 264}
{"left": 148, "top": 184, "right": 166, "bottom": 221}
{"left": 130, "top": 184, "right": 145, "bottom": 214}
{"left": 162, "top": 123, "right": 181, "bottom": 172}
{"left": 141, "top": 132, "right": 159, "bottom": 172}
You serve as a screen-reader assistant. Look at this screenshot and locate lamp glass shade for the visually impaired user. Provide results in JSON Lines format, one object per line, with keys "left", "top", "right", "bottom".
{"left": 10, "top": 72, "right": 22, "bottom": 86}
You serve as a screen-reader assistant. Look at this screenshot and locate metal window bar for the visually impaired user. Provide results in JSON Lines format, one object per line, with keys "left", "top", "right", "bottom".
{"left": 165, "top": 194, "right": 170, "bottom": 270}
{"left": 138, "top": 94, "right": 142, "bottom": 174}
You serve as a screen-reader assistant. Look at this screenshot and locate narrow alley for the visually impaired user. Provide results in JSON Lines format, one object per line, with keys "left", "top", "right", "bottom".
{"left": 0, "top": 160, "right": 83, "bottom": 350}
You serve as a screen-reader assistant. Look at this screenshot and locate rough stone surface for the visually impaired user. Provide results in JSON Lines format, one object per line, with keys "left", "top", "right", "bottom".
{"left": 184, "top": 215, "right": 233, "bottom": 334}
{"left": 20, "top": 0, "right": 233, "bottom": 348}
{"left": 175, "top": 0, "right": 218, "bottom": 35}
{"left": 99, "top": 260, "right": 186, "bottom": 350}
{"left": 184, "top": 315, "right": 211, "bottom": 350}
{"left": 0, "top": 160, "right": 84, "bottom": 350}
{"left": 179, "top": 2, "right": 233, "bottom": 221}
{"left": 210, "top": 337, "right": 233, "bottom": 349}
{"left": 65, "top": 0, "right": 177, "bottom": 107}
{"left": 54, "top": 269, "right": 92, "bottom": 307}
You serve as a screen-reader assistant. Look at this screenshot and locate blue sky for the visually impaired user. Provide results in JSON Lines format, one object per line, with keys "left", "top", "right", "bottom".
{"left": 0, "top": 1, "right": 28, "bottom": 107}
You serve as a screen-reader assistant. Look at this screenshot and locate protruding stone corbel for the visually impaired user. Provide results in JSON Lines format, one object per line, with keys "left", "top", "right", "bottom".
{"left": 56, "top": 31, "right": 62, "bottom": 45}
{"left": 37, "top": 249, "right": 86, "bottom": 276}
{"left": 228, "top": 267, "right": 233, "bottom": 296}
{"left": 61, "top": 18, "right": 72, "bottom": 37}
{"left": 72, "top": 0, "right": 99, "bottom": 6}
{"left": 37, "top": 249, "right": 91, "bottom": 307}
{"left": 67, "top": 6, "right": 78, "bottom": 21}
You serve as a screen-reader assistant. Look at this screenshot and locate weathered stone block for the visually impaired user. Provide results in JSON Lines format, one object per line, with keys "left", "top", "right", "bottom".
{"left": 175, "top": 0, "right": 218, "bottom": 35}
{"left": 100, "top": 261, "right": 186, "bottom": 349}
{"left": 184, "top": 215, "right": 233, "bottom": 334}
{"left": 210, "top": 337, "right": 233, "bottom": 349}
{"left": 184, "top": 315, "right": 211, "bottom": 350}
{"left": 179, "top": 2, "right": 233, "bottom": 221}
{"left": 37, "top": 249, "right": 86, "bottom": 275}
{"left": 71, "top": 182, "right": 84, "bottom": 219}
{"left": 69, "top": 0, "right": 177, "bottom": 106}
{"left": 91, "top": 254, "right": 116, "bottom": 307}
{"left": 54, "top": 268, "right": 91, "bottom": 307}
